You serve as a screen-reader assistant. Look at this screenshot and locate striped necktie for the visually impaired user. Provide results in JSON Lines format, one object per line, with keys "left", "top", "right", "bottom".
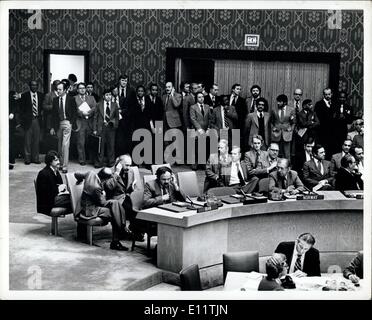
{"left": 293, "top": 254, "right": 302, "bottom": 272}
{"left": 32, "top": 93, "right": 38, "bottom": 116}
{"left": 223, "top": 108, "right": 229, "bottom": 128}
{"left": 105, "top": 102, "right": 110, "bottom": 123}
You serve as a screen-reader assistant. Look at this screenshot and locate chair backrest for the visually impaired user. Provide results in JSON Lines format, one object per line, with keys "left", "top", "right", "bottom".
{"left": 319, "top": 251, "right": 358, "bottom": 274}
{"left": 130, "top": 189, "right": 144, "bottom": 211}
{"left": 207, "top": 187, "right": 236, "bottom": 197}
{"left": 143, "top": 174, "right": 157, "bottom": 185}
{"left": 33, "top": 179, "right": 39, "bottom": 211}
{"left": 179, "top": 264, "right": 202, "bottom": 291}
{"left": 258, "top": 177, "right": 269, "bottom": 194}
{"left": 131, "top": 166, "right": 143, "bottom": 191}
{"left": 151, "top": 163, "right": 171, "bottom": 175}
{"left": 65, "top": 173, "right": 84, "bottom": 218}
{"left": 223, "top": 251, "right": 259, "bottom": 282}
{"left": 177, "top": 171, "right": 201, "bottom": 197}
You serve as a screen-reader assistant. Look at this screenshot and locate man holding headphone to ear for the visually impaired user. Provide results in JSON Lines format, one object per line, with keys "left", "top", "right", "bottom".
{"left": 143, "top": 166, "right": 186, "bottom": 209}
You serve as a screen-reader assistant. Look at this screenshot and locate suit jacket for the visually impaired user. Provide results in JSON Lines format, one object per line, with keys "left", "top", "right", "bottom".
{"left": 189, "top": 103, "right": 211, "bottom": 131}
{"left": 343, "top": 251, "right": 363, "bottom": 279}
{"left": 219, "top": 161, "right": 253, "bottom": 187}
{"left": 51, "top": 94, "right": 77, "bottom": 131}
{"left": 230, "top": 95, "right": 247, "bottom": 130}
{"left": 288, "top": 99, "right": 303, "bottom": 113}
{"left": 118, "top": 86, "right": 135, "bottom": 109}
{"left": 36, "top": 166, "right": 63, "bottom": 215}
{"left": 131, "top": 97, "right": 153, "bottom": 131}
{"left": 93, "top": 100, "right": 119, "bottom": 134}
{"left": 20, "top": 91, "right": 44, "bottom": 129}
{"left": 296, "top": 109, "right": 320, "bottom": 141}
{"left": 330, "top": 152, "right": 344, "bottom": 177}
{"left": 244, "top": 150, "right": 272, "bottom": 178}
{"left": 314, "top": 99, "right": 334, "bottom": 137}
{"left": 182, "top": 93, "right": 196, "bottom": 129}
{"left": 244, "top": 112, "right": 271, "bottom": 147}
{"left": 145, "top": 95, "right": 164, "bottom": 122}
{"left": 210, "top": 105, "right": 238, "bottom": 132}
{"left": 162, "top": 92, "right": 182, "bottom": 128}
{"left": 245, "top": 96, "right": 262, "bottom": 113}
{"left": 87, "top": 92, "right": 100, "bottom": 103}
{"left": 102, "top": 168, "right": 136, "bottom": 200}
{"left": 42, "top": 91, "right": 58, "bottom": 111}
{"left": 268, "top": 170, "right": 305, "bottom": 192}
{"left": 293, "top": 150, "right": 313, "bottom": 177}
{"left": 75, "top": 95, "right": 97, "bottom": 131}
{"left": 143, "top": 179, "right": 186, "bottom": 209}
{"left": 204, "top": 94, "right": 219, "bottom": 108}
{"left": 275, "top": 241, "right": 321, "bottom": 277}
{"left": 258, "top": 278, "right": 284, "bottom": 291}
{"left": 335, "top": 167, "right": 363, "bottom": 191}
{"left": 205, "top": 153, "right": 232, "bottom": 181}
{"left": 302, "top": 159, "right": 334, "bottom": 188}
{"left": 270, "top": 106, "right": 296, "bottom": 142}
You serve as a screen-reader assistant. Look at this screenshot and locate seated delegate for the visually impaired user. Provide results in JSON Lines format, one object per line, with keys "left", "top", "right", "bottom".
{"left": 343, "top": 251, "right": 363, "bottom": 284}
{"left": 258, "top": 253, "right": 288, "bottom": 291}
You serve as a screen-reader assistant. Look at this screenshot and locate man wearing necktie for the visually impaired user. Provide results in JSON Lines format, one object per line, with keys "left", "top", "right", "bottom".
{"left": 50, "top": 81, "right": 77, "bottom": 173}
{"left": 335, "top": 154, "right": 363, "bottom": 191}
{"left": 229, "top": 84, "right": 246, "bottom": 135}
{"left": 203, "top": 84, "right": 219, "bottom": 108}
{"left": 20, "top": 80, "right": 44, "bottom": 164}
{"left": 93, "top": 89, "right": 119, "bottom": 168}
{"left": 275, "top": 233, "right": 321, "bottom": 277}
{"left": 245, "top": 84, "right": 261, "bottom": 113}
{"left": 74, "top": 82, "right": 97, "bottom": 166}
{"left": 270, "top": 94, "right": 296, "bottom": 160}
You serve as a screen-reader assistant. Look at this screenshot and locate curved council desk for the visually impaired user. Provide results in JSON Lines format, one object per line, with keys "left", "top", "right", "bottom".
{"left": 137, "top": 191, "right": 363, "bottom": 273}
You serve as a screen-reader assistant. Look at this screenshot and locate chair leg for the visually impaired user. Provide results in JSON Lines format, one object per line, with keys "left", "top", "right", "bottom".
{"left": 87, "top": 225, "right": 93, "bottom": 245}
{"left": 147, "top": 233, "right": 151, "bottom": 256}
{"left": 51, "top": 217, "right": 58, "bottom": 236}
{"left": 131, "top": 238, "right": 135, "bottom": 251}
{"left": 77, "top": 223, "right": 87, "bottom": 241}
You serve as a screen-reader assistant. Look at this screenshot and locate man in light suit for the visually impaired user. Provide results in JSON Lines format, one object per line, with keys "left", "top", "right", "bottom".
{"left": 20, "top": 80, "right": 44, "bottom": 164}
{"left": 93, "top": 89, "right": 119, "bottom": 168}
{"left": 270, "top": 94, "right": 296, "bottom": 160}
{"left": 182, "top": 82, "right": 198, "bottom": 130}
{"left": 244, "top": 97, "right": 270, "bottom": 151}
{"left": 275, "top": 233, "right": 321, "bottom": 277}
{"left": 50, "top": 81, "right": 77, "bottom": 173}
{"left": 302, "top": 144, "right": 334, "bottom": 190}
{"left": 330, "top": 138, "right": 352, "bottom": 177}
{"left": 162, "top": 81, "right": 182, "bottom": 130}
{"left": 190, "top": 92, "right": 212, "bottom": 169}
{"left": 75, "top": 82, "right": 97, "bottom": 165}
{"left": 245, "top": 84, "right": 262, "bottom": 113}
{"left": 203, "top": 139, "right": 232, "bottom": 192}
{"left": 288, "top": 88, "right": 303, "bottom": 113}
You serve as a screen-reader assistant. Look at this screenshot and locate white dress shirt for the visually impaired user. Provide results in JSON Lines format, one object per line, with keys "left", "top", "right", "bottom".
{"left": 229, "top": 161, "right": 243, "bottom": 185}
{"left": 289, "top": 246, "right": 306, "bottom": 274}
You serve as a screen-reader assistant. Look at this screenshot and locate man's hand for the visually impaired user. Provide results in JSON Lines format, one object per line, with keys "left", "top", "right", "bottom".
{"left": 93, "top": 130, "right": 97, "bottom": 135}
{"left": 162, "top": 193, "right": 170, "bottom": 202}
{"left": 171, "top": 174, "right": 180, "bottom": 191}
{"left": 58, "top": 184, "right": 67, "bottom": 193}
{"left": 132, "top": 180, "right": 137, "bottom": 190}
{"left": 291, "top": 270, "right": 307, "bottom": 278}
{"left": 115, "top": 162, "right": 122, "bottom": 175}
{"left": 9, "top": 113, "right": 14, "bottom": 120}
{"left": 50, "top": 128, "right": 55, "bottom": 135}
{"left": 349, "top": 274, "right": 360, "bottom": 284}
{"left": 197, "top": 129, "right": 205, "bottom": 135}
{"left": 171, "top": 88, "right": 175, "bottom": 96}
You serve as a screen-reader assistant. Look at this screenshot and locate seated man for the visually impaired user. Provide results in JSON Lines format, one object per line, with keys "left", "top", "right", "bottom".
{"left": 224, "top": 146, "right": 259, "bottom": 193}
{"left": 203, "top": 139, "right": 231, "bottom": 192}
{"left": 353, "top": 146, "right": 364, "bottom": 180}
{"left": 268, "top": 158, "right": 305, "bottom": 195}
{"left": 258, "top": 253, "right": 288, "bottom": 291}
{"left": 275, "top": 232, "right": 321, "bottom": 277}
{"left": 343, "top": 251, "right": 363, "bottom": 284}
{"left": 293, "top": 137, "right": 315, "bottom": 177}
{"left": 36, "top": 150, "right": 72, "bottom": 215}
{"left": 335, "top": 154, "right": 363, "bottom": 191}
{"left": 330, "top": 138, "right": 352, "bottom": 177}
{"left": 143, "top": 166, "right": 186, "bottom": 209}
{"left": 74, "top": 168, "right": 128, "bottom": 251}
{"left": 302, "top": 144, "right": 334, "bottom": 191}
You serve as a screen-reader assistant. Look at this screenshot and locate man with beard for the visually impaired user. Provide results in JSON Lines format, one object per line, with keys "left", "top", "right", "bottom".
{"left": 246, "top": 84, "right": 262, "bottom": 113}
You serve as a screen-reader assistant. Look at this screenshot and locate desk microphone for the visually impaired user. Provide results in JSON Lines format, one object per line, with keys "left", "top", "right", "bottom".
{"left": 186, "top": 195, "right": 197, "bottom": 210}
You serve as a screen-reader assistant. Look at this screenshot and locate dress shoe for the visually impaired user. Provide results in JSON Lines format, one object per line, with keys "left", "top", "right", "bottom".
{"left": 133, "top": 232, "right": 145, "bottom": 242}
{"left": 62, "top": 168, "right": 68, "bottom": 174}
{"left": 9, "top": 164, "right": 14, "bottom": 170}
{"left": 110, "top": 241, "right": 128, "bottom": 251}
{"left": 79, "top": 162, "right": 86, "bottom": 166}
{"left": 24, "top": 161, "right": 31, "bottom": 165}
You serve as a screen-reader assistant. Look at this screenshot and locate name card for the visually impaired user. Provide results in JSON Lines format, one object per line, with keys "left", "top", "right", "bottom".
{"left": 245, "top": 34, "right": 260, "bottom": 47}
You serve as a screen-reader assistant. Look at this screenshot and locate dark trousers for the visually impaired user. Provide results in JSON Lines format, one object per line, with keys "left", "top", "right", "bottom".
{"left": 54, "top": 193, "right": 72, "bottom": 211}
{"left": 24, "top": 118, "right": 40, "bottom": 162}
{"left": 279, "top": 140, "right": 291, "bottom": 160}
{"left": 231, "top": 176, "right": 259, "bottom": 193}
{"left": 96, "top": 126, "right": 116, "bottom": 166}
{"left": 9, "top": 126, "right": 16, "bottom": 164}
{"left": 77, "top": 119, "right": 93, "bottom": 163}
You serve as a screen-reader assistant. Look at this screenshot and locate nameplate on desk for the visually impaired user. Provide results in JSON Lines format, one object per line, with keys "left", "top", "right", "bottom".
{"left": 243, "top": 196, "right": 268, "bottom": 205}
{"left": 197, "top": 204, "right": 219, "bottom": 213}
{"left": 296, "top": 194, "right": 324, "bottom": 200}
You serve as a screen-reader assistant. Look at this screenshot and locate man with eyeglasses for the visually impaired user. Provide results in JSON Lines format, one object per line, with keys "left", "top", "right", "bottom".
{"left": 330, "top": 139, "right": 353, "bottom": 177}
{"left": 335, "top": 154, "right": 363, "bottom": 191}
{"left": 275, "top": 233, "right": 321, "bottom": 277}
{"left": 289, "top": 88, "right": 303, "bottom": 113}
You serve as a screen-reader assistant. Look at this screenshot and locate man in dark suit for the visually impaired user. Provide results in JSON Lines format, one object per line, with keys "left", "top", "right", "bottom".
{"left": 330, "top": 138, "right": 352, "bottom": 177}
{"left": 244, "top": 97, "right": 270, "bottom": 151}
{"left": 36, "top": 150, "right": 71, "bottom": 215}
{"left": 293, "top": 137, "right": 315, "bottom": 178}
{"left": 20, "top": 80, "right": 44, "bottom": 164}
{"left": 343, "top": 251, "right": 363, "bottom": 283}
{"left": 182, "top": 82, "right": 198, "bottom": 130}
{"left": 117, "top": 74, "right": 135, "bottom": 109}
{"left": 295, "top": 99, "right": 319, "bottom": 148}
{"left": 9, "top": 91, "right": 19, "bottom": 169}
{"left": 314, "top": 88, "right": 335, "bottom": 158}
{"left": 42, "top": 80, "right": 60, "bottom": 146}
{"left": 245, "top": 84, "right": 262, "bottom": 113}
{"left": 302, "top": 144, "right": 334, "bottom": 191}
{"left": 203, "top": 84, "right": 219, "bottom": 108}
{"left": 203, "top": 139, "right": 232, "bottom": 192}
{"left": 229, "top": 83, "right": 247, "bottom": 135}
{"left": 93, "top": 89, "right": 119, "bottom": 168}
{"left": 335, "top": 154, "right": 363, "bottom": 191}
{"left": 86, "top": 82, "right": 100, "bottom": 103}
{"left": 143, "top": 166, "right": 186, "bottom": 209}
{"left": 75, "top": 82, "right": 97, "bottom": 165}
{"left": 50, "top": 81, "right": 77, "bottom": 173}
{"left": 268, "top": 158, "right": 305, "bottom": 194}
{"left": 333, "top": 91, "right": 354, "bottom": 151}
{"left": 270, "top": 94, "right": 296, "bottom": 160}
{"left": 275, "top": 233, "right": 321, "bottom": 277}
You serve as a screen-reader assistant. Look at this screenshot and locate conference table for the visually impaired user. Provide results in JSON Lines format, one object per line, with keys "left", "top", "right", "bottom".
{"left": 223, "top": 271, "right": 364, "bottom": 292}
{"left": 137, "top": 191, "right": 362, "bottom": 274}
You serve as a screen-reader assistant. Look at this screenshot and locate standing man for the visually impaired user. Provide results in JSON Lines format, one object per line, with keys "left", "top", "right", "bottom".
{"left": 180, "top": 81, "right": 190, "bottom": 98}
{"left": 314, "top": 88, "right": 334, "bottom": 158}
{"left": 67, "top": 74, "right": 78, "bottom": 96}
{"left": 246, "top": 84, "right": 262, "bottom": 113}
{"left": 93, "top": 89, "right": 119, "bottom": 168}
{"left": 296, "top": 99, "right": 320, "bottom": 146}
{"left": 333, "top": 91, "right": 354, "bottom": 149}
{"left": 244, "top": 97, "right": 270, "bottom": 151}
{"left": 162, "top": 82, "right": 182, "bottom": 130}
{"left": 289, "top": 88, "right": 303, "bottom": 114}
{"left": 86, "top": 82, "right": 100, "bottom": 103}
{"left": 182, "top": 82, "right": 198, "bottom": 130}
{"left": 42, "top": 80, "right": 60, "bottom": 141}
{"left": 229, "top": 83, "right": 247, "bottom": 134}
{"left": 19, "top": 80, "right": 44, "bottom": 164}
{"left": 270, "top": 94, "right": 296, "bottom": 160}
{"left": 50, "top": 81, "right": 77, "bottom": 173}
{"left": 204, "top": 84, "right": 219, "bottom": 108}
{"left": 74, "top": 82, "right": 97, "bottom": 166}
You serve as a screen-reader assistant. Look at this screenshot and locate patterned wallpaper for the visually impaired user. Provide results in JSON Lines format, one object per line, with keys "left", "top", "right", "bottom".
{"left": 9, "top": 9, "right": 363, "bottom": 111}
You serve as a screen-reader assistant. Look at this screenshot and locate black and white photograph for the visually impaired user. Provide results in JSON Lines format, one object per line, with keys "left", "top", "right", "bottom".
{"left": 0, "top": 0, "right": 370, "bottom": 304}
